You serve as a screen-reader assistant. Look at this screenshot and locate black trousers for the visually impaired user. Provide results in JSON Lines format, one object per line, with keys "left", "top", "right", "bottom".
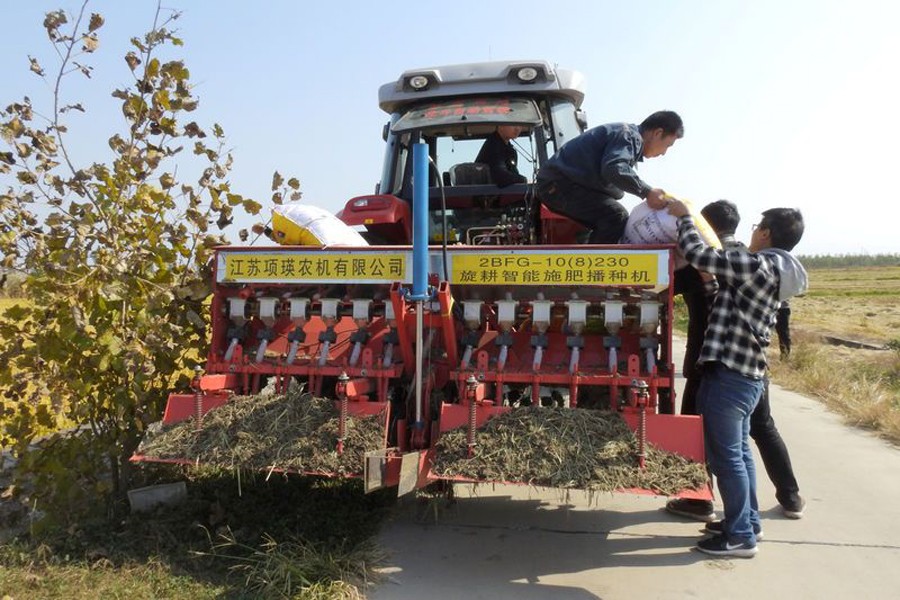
{"left": 535, "top": 176, "right": 628, "bottom": 244}
{"left": 674, "top": 267, "right": 707, "bottom": 416}
{"left": 751, "top": 379, "right": 802, "bottom": 507}
{"left": 775, "top": 303, "right": 792, "bottom": 357}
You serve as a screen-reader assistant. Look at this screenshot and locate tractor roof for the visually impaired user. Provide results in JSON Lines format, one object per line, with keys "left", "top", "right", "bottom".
{"left": 378, "top": 60, "right": 586, "bottom": 114}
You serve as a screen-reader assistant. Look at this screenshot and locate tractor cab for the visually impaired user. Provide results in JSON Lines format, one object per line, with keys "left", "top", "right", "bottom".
{"left": 339, "top": 61, "right": 590, "bottom": 246}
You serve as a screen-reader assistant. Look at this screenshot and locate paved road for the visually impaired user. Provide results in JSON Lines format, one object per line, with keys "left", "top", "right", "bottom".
{"left": 371, "top": 340, "right": 900, "bottom": 599}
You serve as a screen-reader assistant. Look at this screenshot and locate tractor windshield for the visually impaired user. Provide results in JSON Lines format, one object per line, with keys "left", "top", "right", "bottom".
{"left": 380, "top": 96, "right": 582, "bottom": 200}
{"left": 433, "top": 130, "right": 538, "bottom": 184}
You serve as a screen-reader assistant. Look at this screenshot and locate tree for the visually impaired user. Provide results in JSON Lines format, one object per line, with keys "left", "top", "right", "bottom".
{"left": 0, "top": 2, "right": 279, "bottom": 524}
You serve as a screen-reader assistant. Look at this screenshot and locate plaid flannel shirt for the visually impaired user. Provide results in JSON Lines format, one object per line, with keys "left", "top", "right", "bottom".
{"left": 677, "top": 215, "right": 782, "bottom": 379}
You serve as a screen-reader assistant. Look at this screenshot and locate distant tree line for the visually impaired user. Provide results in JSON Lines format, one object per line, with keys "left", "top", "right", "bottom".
{"left": 797, "top": 254, "right": 900, "bottom": 269}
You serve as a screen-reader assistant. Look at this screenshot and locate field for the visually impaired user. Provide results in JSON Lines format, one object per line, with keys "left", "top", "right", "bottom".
{"left": 670, "top": 263, "right": 900, "bottom": 441}
{"left": 768, "top": 265, "right": 900, "bottom": 443}
{"left": 791, "top": 265, "right": 900, "bottom": 344}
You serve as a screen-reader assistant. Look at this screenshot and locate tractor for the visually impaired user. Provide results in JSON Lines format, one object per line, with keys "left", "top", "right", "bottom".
{"left": 134, "top": 60, "right": 710, "bottom": 501}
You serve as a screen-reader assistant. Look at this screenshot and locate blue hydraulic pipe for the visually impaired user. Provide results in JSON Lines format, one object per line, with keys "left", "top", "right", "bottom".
{"left": 410, "top": 142, "right": 429, "bottom": 300}
{"left": 409, "top": 141, "right": 430, "bottom": 433}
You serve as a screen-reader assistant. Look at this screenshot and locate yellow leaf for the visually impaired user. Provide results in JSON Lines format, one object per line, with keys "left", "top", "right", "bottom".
{"left": 154, "top": 90, "right": 170, "bottom": 110}
{"left": 242, "top": 198, "right": 262, "bottom": 214}
{"left": 29, "top": 56, "right": 44, "bottom": 76}
{"left": 17, "top": 171, "right": 37, "bottom": 184}
{"left": 82, "top": 34, "right": 99, "bottom": 53}
{"left": 7, "top": 117, "right": 24, "bottom": 137}
{"left": 125, "top": 52, "right": 141, "bottom": 71}
{"left": 88, "top": 13, "right": 105, "bottom": 32}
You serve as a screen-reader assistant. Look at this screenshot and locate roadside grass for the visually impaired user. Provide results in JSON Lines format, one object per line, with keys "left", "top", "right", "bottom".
{"left": 0, "top": 551, "right": 222, "bottom": 599}
{"left": 769, "top": 332, "right": 900, "bottom": 444}
{"left": 1, "top": 467, "right": 394, "bottom": 599}
{"left": 773, "top": 265, "right": 900, "bottom": 444}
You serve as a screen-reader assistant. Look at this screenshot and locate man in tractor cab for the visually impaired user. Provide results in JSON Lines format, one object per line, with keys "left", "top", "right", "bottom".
{"left": 475, "top": 125, "right": 528, "bottom": 187}
{"left": 535, "top": 111, "right": 683, "bottom": 243}
{"left": 666, "top": 199, "right": 807, "bottom": 558}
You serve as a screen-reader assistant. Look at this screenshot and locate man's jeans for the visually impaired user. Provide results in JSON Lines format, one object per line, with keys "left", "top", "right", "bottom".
{"left": 697, "top": 363, "right": 764, "bottom": 544}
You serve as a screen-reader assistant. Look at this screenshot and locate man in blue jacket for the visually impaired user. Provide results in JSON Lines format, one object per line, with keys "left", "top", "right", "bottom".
{"left": 535, "top": 111, "right": 683, "bottom": 243}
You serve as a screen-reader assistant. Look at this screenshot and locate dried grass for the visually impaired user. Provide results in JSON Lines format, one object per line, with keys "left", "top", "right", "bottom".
{"left": 137, "top": 383, "right": 386, "bottom": 475}
{"left": 431, "top": 407, "right": 708, "bottom": 495}
{"left": 204, "top": 532, "right": 383, "bottom": 600}
{"left": 137, "top": 386, "right": 709, "bottom": 495}
{"left": 769, "top": 339, "right": 900, "bottom": 444}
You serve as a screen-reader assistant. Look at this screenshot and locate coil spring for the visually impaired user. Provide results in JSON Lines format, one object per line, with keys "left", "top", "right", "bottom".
{"left": 338, "top": 393, "right": 348, "bottom": 454}
{"left": 193, "top": 367, "right": 203, "bottom": 432}
{"left": 466, "top": 375, "right": 479, "bottom": 457}
{"left": 467, "top": 397, "right": 477, "bottom": 457}
{"left": 638, "top": 407, "right": 647, "bottom": 469}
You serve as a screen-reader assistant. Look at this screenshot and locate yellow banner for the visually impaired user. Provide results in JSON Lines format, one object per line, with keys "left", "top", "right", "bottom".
{"left": 451, "top": 252, "right": 659, "bottom": 286}
{"left": 221, "top": 252, "right": 407, "bottom": 283}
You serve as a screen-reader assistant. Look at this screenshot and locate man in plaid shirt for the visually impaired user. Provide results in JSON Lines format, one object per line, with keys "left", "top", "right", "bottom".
{"left": 667, "top": 200, "right": 808, "bottom": 558}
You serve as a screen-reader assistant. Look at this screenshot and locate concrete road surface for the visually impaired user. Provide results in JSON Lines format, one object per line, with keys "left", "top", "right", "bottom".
{"left": 371, "top": 340, "right": 900, "bottom": 599}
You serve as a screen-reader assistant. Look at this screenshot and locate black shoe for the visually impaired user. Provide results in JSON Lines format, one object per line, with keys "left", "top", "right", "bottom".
{"left": 782, "top": 496, "right": 806, "bottom": 519}
{"left": 704, "top": 520, "right": 764, "bottom": 541}
{"left": 696, "top": 534, "right": 758, "bottom": 558}
{"left": 666, "top": 498, "right": 716, "bottom": 522}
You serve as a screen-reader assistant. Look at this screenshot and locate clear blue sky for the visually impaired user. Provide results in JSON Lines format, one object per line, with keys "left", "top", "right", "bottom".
{"left": 3, "top": 0, "right": 898, "bottom": 255}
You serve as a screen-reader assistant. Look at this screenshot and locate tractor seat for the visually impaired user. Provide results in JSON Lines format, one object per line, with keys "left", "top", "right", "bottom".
{"left": 448, "top": 162, "right": 492, "bottom": 186}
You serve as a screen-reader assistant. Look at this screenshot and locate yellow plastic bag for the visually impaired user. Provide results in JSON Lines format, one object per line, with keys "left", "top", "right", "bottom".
{"left": 679, "top": 198, "right": 722, "bottom": 250}
{"left": 620, "top": 198, "right": 721, "bottom": 268}
{"left": 270, "top": 204, "right": 368, "bottom": 246}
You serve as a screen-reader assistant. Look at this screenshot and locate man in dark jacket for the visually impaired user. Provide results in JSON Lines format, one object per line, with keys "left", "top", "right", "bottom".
{"left": 475, "top": 125, "right": 528, "bottom": 187}
{"left": 535, "top": 111, "right": 683, "bottom": 243}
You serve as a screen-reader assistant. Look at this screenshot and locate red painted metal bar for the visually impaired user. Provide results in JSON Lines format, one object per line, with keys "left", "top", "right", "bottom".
{"left": 436, "top": 281, "right": 459, "bottom": 369}
{"left": 390, "top": 283, "right": 415, "bottom": 377}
